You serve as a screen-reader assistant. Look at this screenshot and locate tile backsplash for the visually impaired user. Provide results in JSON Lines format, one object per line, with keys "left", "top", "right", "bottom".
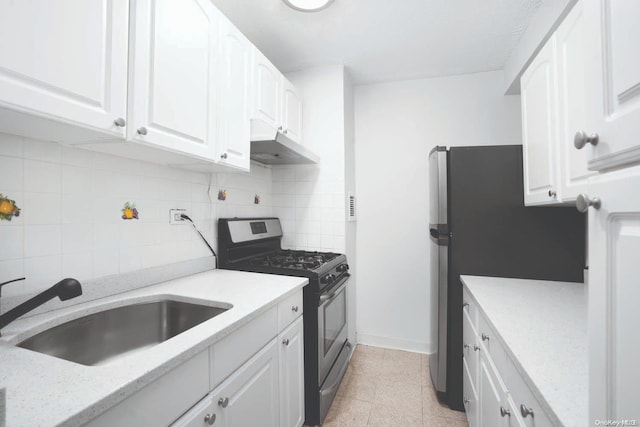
{"left": 0, "top": 133, "right": 272, "bottom": 298}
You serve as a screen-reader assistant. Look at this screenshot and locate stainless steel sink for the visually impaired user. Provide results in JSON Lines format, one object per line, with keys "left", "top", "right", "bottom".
{"left": 17, "top": 299, "right": 230, "bottom": 366}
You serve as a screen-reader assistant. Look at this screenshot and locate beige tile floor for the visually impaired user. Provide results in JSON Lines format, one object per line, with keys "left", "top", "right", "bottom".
{"left": 322, "top": 345, "right": 469, "bottom": 427}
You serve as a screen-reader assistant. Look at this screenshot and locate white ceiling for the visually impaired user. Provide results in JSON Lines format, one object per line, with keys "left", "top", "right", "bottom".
{"left": 211, "top": 0, "right": 544, "bottom": 85}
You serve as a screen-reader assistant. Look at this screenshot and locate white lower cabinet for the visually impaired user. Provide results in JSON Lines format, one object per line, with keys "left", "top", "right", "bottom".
{"left": 462, "top": 295, "right": 554, "bottom": 427}
{"left": 478, "top": 351, "right": 505, "bottom": 427}
{"left": 279, "top": 317, "right": 304, "bottom": 427}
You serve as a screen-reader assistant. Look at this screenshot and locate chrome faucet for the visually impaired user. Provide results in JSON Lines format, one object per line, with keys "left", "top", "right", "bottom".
{"left": 0, "top": 278, "right": 82, "bottom": 336}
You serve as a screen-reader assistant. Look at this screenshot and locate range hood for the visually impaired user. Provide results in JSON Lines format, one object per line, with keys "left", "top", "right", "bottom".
{"left": 250, "top": 119, "right": 320, "bottom": 165}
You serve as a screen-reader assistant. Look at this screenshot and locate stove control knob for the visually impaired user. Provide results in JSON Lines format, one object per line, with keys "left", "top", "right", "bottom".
{"left": 321, "top": 274, "right": 335, "bottom": 285}
{"left": 337, "top": 264, "right": 349, "bottom": 273}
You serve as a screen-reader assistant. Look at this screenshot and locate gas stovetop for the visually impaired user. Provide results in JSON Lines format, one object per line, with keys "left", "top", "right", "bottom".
{"left": 246, "top": 250, "right": 340, "bottom": 271}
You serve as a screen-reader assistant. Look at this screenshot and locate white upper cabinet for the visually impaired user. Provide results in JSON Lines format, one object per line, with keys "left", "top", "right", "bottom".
{"left": 555, "top": 0, "right": 597, "bottom": 201}
{"left": 252, "top": 48, "right": 282, "bottom": 129}
{"left": 281, "top": 77, "right": 303, "bottom": 144}
{"left": 129, "top": 0, "right": 218, "bottom": 161}
{"left": 0, "top": 0, "right": 128, "bottom": 136}
{"left": 584, "top": 0, "right": 640, "bottom": 171}
{"left": 521, "top": 34, "right": 559, "bottom": 206}
{"left": 216, "top": 14, "right": 252, "bottom": 171}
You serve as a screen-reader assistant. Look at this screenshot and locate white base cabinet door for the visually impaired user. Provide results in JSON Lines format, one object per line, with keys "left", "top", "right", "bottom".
{"left": 463, "top": 358, "right": 479, "bottom": 427}
{"left": 0, "top": 0, "right": 128, "bottom": 136}
{"left": 584, "top": 0, "right": 640, "bottom": 171}
{"left": 129, "top": 0, "right": 219, "bottom": 161}
{"left": 588, "top": 168, "right": 640, "bottom": 423}
{"left": 521, "top": 34, "right": 560, "bottom": 205}
{"left": 479, "top": 353, "right": 505, "bottom": 427}
{"left": 212, "top": 338, "right": 280, "bottom": 427}
{"left": 216, "top": 14, "right": 251, "bottom": 171}
{"left": 279, "top": 317, "right": 304, "bottom": 427}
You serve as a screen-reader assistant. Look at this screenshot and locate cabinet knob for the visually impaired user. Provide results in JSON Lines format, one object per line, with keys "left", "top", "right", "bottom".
{"left": 113, "top": 117, "right": 126, "bottom": 127}
{"left": 218, "top": 397, "right": 229, "bottom": 408}
{"left": 282, "top": 338, "right": 290, "bottom": 346}
{"left": 481, "top": 333, "right": 490, "bottom": 342}
{"left": 278, "top": 126, "right": 283, "bottom": 131}
{"left": 548, "top": 189, "right": 557, "bottom": 198}
{"left": 220, "top": 153, "right": 228, "bottom": 160}
{"left": 520, "top": 404, "right": 534, "bottom": 418}
{"left": 462, "top": 302, "right": 469, "bottom": 309}
{"left": 574, "top": 130, "right": 599, "bottom": 149}
{"left": 463, "top": 343, "right": 469, "bottom": 349}
{"left": 500, "top": 406, "right": 511, "bottom": 417}
{"left": 576, "top": 194, "right": 601, "bottom": 213}
{"left": 137, "top": 127, "right": 148, "bottom": 136}
{"left": 473, "top": 344, "right": 481, "bottom": 352}
{"left": 463, "top": 397, "right": 470, "bottom": 405}
{"left": 291, "top": 305, "right": 299, "bottom": 312}
{"left": 204, "top": 413, "right": 216, "bottom": 425}
{"left": 283, "top": 129, "right": 288, "bottom": 134}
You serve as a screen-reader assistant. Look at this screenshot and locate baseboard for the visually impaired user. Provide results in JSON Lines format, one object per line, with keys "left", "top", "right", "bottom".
{"left": 356, "top": 333, "right": 431, "bottom": 354}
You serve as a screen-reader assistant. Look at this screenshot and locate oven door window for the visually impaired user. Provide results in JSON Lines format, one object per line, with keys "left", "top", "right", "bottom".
{"left": 323, "top": 288, "right": 346, "bottom": 356}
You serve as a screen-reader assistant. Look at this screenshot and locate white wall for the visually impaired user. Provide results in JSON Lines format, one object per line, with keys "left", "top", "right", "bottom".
{"left": 354, "top": 70, "right": 521, "bottom": 353}
{"left": 273, "top": 66, "right": 347, "bottom": 253}
{"left": 0, "top": 133, "right": 272, "bottom": 301}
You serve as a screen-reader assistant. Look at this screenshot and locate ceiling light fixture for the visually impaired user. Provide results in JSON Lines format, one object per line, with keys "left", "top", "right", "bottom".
{"left": 282, "top": 0, "right": 336, "bottom": 12}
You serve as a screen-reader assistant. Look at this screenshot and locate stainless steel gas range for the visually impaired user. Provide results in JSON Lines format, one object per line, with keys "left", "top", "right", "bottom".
{"left": 217, "top": 218, "right": 351, "bottom": 425}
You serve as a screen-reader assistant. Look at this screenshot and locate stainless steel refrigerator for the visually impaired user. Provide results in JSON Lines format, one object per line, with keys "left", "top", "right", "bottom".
{"left": 428, "top": 145, "right": 585, "bottom": 410}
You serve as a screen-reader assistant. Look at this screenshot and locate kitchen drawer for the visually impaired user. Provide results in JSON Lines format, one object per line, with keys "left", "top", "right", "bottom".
{"left": 505, "top": 358, "right": 554, "bottom": 427}
{"left": 210, "top": 306, "right": 277, "bottom": 388}
{"left": 478, "top": 312, "right": 507, "bottom": 380}
{"left": 278, "top": 289, "right": 303, "bottom": 331}
{"left": 88, "top": 350, "right": 209, "bottom": 427}
{"left": 462, "top": 287, "right": 477, "bottom": 327}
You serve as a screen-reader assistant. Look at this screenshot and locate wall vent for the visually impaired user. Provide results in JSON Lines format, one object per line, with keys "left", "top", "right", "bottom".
{"left": 347, "top": 193, "right": 356, "bottom": 222}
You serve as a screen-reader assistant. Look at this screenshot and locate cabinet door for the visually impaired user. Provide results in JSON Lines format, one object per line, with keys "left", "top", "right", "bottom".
{"left": 462, "top": 310, "right": 479, "bottom": 391}
{"left": 281, "top": 77, "right": 303, "bottom": 144}
{"left": 521, "top": 34, "right": 560, "bottom": 206}
{"left": 556, "top": 1, "right": 597, "bottom": 201}
{"left": 252, "top": 48, "right": 282, "bottom": 129}
{"left": 588, "top": 168, "right": 640, "bottom": 422}
{"left": 279, "top": 317, "right": 304, "bottom": 427}
{"left": 463, "top": 358, "right": 479, "bottom": 427}
{"left": 479, "top": 352, "right": 506, "bottom": 427}
{"left": 216, "top": 15, "right": 251, "bottom": 171}
{"left": 213, "top": 338, "right": 280, "bottom": 427}
{"left": 584, "top": 0, "right": 640, "bottom": 170}
{"left": 129, "top": 0, "right": 218, "bottom": 160}
{"left": 172, "top": 394, "right": 219, "bottom": 427}
{"left": 0, "top": 0, "right": 128, "bottom": 136}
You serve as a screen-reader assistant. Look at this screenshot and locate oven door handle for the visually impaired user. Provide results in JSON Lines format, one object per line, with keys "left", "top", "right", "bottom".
{"left": 320, "top": 341, "right": 352, "bottom": 397}
{"left": 319, "top": 276, "right": 349, "bottom": 304}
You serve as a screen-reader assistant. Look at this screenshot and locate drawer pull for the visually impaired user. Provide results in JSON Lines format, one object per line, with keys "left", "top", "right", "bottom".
{"left": 500, "top": 406, "right": 511, "bottom": 417}
{"left": 473, "top": 344, "right": 480, "bottom": 352}
{"left": 520, "top": 404, "right": 534, "bottom": 418}
{"left": 291, "top": 305, "right": 299, "bottom": 312}
{"left": 481, "top": 333, "right": 490, "bottom": 341}
{"left": 204, "top": 413, "right": 216, "bottom": 425}
{"left": 218, "top": 397, "right": 229, "bottom": 408}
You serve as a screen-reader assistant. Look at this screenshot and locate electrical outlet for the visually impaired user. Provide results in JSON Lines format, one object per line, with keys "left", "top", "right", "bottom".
{"left": 169, "top": 209, "right": 188, "bottom": 225}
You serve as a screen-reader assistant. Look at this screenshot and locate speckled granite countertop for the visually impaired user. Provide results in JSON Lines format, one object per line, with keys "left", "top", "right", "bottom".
{"left": 0, "top": 269, "right": 307, "bottom": 427}
{"left": 460, "top": 275, "right": 587, "bottom": 427}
